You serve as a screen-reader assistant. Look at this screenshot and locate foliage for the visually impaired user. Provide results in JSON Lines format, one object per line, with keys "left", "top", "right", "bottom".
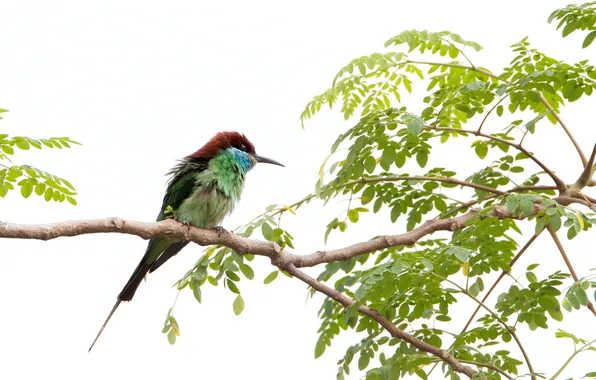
{"left": 165, "top": 4, "right": 596, "bottom": 379}
{"left": 5, "top": 3, "right": 594, "bottom": 380}
{"left": 549, "top": 1, "right": 596, "bottom": 48}
{"left": 0, "top": 109, "right": 80, "bottom": 204}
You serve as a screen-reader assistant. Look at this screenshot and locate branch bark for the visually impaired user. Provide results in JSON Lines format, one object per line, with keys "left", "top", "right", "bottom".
{"left": 0, "top": 201, "right": 582, "bottom": 377}
{"left": 0, "top": 216, "right": 485, "bottom": 378}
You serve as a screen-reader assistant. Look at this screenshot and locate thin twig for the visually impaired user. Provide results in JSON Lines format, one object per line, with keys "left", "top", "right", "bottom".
{"left": 284, "top": 264, "right": 480, "bottom": 378}
{"left": 461, "top": 232, "right": 542, "bottom": 333}
{"left": 547, "top": 226, "right": 596, "bottom": 318}
{"left": 432, "top": 273, "right": 536, "bottom": 378}
{"left": 406, "top": 60, "right": 586, "bottom": 171}
{"left": 426, "top": 125, "right": 567, "bottom": 192}
{"left": 550, "top": 339, "right": 596, "bottom": 380}
{"left": 456, "top": 359, "right": 514, "bottom": 380}
{"left": 426, "top": 232, "right": 543, "bottom": 379}
{"left": 477, "top": 96, "right": 508, "bottom": 134}
{"left": 538, "top": 94, "right": 587, "bottom": 167}
{"left": 345, "top": 175, "right": 506, "bottom": 196}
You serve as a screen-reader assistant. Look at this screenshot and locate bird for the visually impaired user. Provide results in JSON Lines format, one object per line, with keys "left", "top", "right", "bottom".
{"left": 88, "top": 131, "right": 284, "bottom": 351}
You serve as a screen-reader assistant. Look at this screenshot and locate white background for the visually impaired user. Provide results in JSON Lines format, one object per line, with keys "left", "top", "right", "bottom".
{"left": 1, "top": 1, "right": 595, "bottom": 379}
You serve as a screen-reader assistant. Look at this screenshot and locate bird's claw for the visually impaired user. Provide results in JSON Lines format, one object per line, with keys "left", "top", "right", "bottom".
{"left": 212, "top": 226, "right": 228, "bottom": 236}
{"left": 180, "top": 221, "right": 192, "bottom": 230}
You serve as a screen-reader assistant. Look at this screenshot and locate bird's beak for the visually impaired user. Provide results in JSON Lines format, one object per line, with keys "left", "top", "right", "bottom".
{"left": 255, "top": 155, "right": 285, "bottom": 167}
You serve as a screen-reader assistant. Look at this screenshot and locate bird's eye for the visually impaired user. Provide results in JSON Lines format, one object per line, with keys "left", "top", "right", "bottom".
{"left": 239, "top": 143, "right": 248, "bottom": 152}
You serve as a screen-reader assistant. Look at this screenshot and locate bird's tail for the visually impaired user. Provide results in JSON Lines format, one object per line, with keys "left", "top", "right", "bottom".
{"left": 88, "top": 256, "right": 153, "bottom": 351}
{"left": 118, "top": 259, "right": 153, "bottom": 302}
{"left": 88, "top": 299, "right": 121, "bottom": 352}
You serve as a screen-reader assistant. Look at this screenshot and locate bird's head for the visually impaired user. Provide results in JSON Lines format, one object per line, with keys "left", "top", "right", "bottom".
{"left": 188, "top": 131, "right": 284, "bottom": 170}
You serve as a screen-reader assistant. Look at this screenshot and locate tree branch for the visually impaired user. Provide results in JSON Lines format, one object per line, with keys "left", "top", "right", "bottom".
{"left": 456, "top": 359, "right": 514, "bottom": 380}
{"left": 407, "top": 60, "right": 587, "bottom": 170}
{"left": 425, "top": 125, "right": 568, "bottom": 192}
{"left": 345, "top": 175, "right": 507, "bottom": 196}
{"left": 0, "top": 217, "right": 486, "bottom": 377}
{"left": 537, "top": 93, "right": 587, "bottom": 168}
{"left": 284, "top": 264, "right": 480, "bottom": 378}
{"left": 0, "top": 201, "right": 586, "bottom": 377}
{"left": 546, "top": 226, "right": 596, "bottom": 318}
{"left": 426, "top": 232, "right": 542, "bottom": 380}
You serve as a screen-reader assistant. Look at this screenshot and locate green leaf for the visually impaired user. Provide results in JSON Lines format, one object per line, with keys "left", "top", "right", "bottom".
{"left": 549, "top": 309, "right": 564, "bottom": 322}
{"left": 361, "top": 186, "right": 375, "bottom": 204}
{"left": 44, "top": 188, "right": 53, "bottom": 202}
{"left": 34, "top": 183, "right": 46, "bottom": 196}
{"left": 469, "top": 282, "right": 480, "bottom": 297}
{"left": 347, "top": 209, "right": 359, "bottom": 223}
{"left": 239, "top": 264, "right": 254, "bottom": 280}
{"left": 364, "top": 156, "right": 376, "bottom": 173}
{"left": 358, "top": 353, "right": 370, "bottom": 371}
{"left": 398, "top": 303, "right": 409, "bottom": 318}
{"left": 395, "top": 151, "right": 406, "bottom": 168}
{"left": 453, "top": 248, "right": 469, "bottom": 262}
{"left": 421, "top": 259, "right": 433, "bottom": 270}
{"left": 357, "top": 63, "right": 366, "bottom": 75}
{"left": 407, "top": 119, "right": 422, "bottom": 136}
{"left": 167, "top": 329, "right": 176, "bottom": 345}
{"left": 520, "top": 197, "right": 533, "bottom": 216}
{"left": 314, "top": 340, "right": 326, "bottom": 359}
{"left": 264, "top": 270, "right": 279, "bottom": 284}
{"left": 583, "top": 31, "right": 596, "bottom": 48}
{"left": 20, "top": 182, "right": 33, "bottom": 198}
{"left": 474, "top": 143, "right": 488, "bottom": 159}
{"left": 261, "top": 222, "right": 274, "bottom": 241}
{"left": 577, "top": 288, "right": 589, "bottom": 306}
{"left": 190, "top": 280, "right": 201, "bottom": 301}
{"left": 1, "top": 145, "right": 14, "bottom": 155}
{"left": 416, "top": 151, "right": 428, "bottom": 168}
{"left": 226, "top": 279, "right": 240, "bottom": 294}
{"left": 562, "top": 21, "right": 578, "bottom": 37}
{"left": 355, "top": 286, "right": 366, "bottom": 301}
{"left": 381, "top": 146, "right": 396, "bottom": 167}
{"left": 15, "top": 140, "right": 30, "bottom": 150}
{"left": 233, "top": 295, "right": 245, "bottom": 316}
{"left": 550, "top": 214, "right": 562, "bottom": 231}
{"left": 526, "top": 272, "right": 537, "bottom": 283}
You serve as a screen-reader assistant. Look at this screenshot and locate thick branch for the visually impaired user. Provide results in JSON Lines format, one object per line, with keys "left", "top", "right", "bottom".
{"left": 0, "top": 216, "right": 485, "bottom": 377}
{"left": 0, "top": 201, "right": 584, "bottom": 377}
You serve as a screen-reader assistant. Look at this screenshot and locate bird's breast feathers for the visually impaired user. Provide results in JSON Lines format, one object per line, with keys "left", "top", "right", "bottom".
{"left": 177, "top": 184, "right": 237, "bottom": 228}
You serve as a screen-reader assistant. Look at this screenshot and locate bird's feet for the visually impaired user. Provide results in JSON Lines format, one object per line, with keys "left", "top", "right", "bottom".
{"left": 180, "top": 220, "right": 192, "bottom": 230}
{"left": 212, "top": 226, "right": 228, "bottom": 236}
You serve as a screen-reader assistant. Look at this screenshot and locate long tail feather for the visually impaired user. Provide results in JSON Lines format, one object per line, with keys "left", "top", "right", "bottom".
{"left": 89, "top": 239, "right": 170, "bottom": 351}
{"left": 88, "top": 300, "right": 121, "bottom": 352}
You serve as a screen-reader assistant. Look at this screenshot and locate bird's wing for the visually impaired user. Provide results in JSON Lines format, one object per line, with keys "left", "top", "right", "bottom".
{"left": 144, "top": 160, "right": 209, "bottom": 273}
{"left": 156, "top": 160, "right": 207, "bottom": 221}
{"left": 117, "top": 161, "right": 206, "bottom": 301}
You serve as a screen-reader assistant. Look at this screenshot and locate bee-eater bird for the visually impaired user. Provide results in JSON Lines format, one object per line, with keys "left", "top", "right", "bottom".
{"left": 89, "top": 131, "right": 283, "bottom": 351}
